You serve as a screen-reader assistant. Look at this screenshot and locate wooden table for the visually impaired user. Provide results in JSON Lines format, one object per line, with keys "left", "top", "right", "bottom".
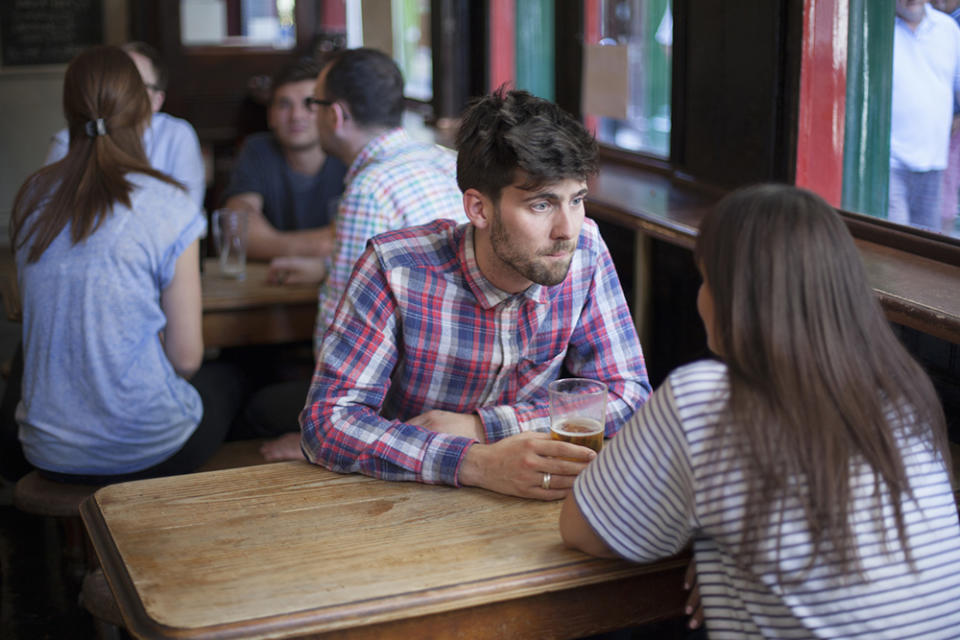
{"left": 202, "top": 259, "right": 318, "bottom": 349}
{"left": 80, "top": 462, "right": 688, "bottom": 640}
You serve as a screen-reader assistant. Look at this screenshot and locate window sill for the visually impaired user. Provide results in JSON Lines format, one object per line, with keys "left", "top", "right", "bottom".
{"left": 586, "top": 162, "right": 960, "bottom": 345}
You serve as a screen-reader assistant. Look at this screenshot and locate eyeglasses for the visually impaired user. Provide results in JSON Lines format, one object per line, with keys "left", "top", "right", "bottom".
{"left": 304, "top": 96, "right": 334, "bottom": 111}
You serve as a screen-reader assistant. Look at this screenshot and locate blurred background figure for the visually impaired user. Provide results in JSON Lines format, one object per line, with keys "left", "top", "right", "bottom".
{"left": 44, "top": 41, "right": 206, "bottom": 211}
{"left": 933, "top": 0, "right": 960, "bottom": 234}
{"left": 219, "top": 57, "right": 347, "bottom": 261}
{"left": 889, "top": 0, "right": 960, "bottom": 231}
{"left": 11, "top": 45, "right": 242, "bottom": 485}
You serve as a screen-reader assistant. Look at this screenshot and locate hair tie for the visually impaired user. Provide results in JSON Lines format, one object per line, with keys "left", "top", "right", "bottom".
{"left": 85, "top": 118, "right": 107, "bottom": 137}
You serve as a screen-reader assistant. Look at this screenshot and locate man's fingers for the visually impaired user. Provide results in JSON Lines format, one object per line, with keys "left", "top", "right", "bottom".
{"left": 688, "top": 595, "right": 704, "bottom": 629}
{"left": 683, "top": 556, "right": 703, "bottom": 629}
{"left": 529, "top": 488, "right": 570, "bottom": 501}
{"left": 684, "top": 557, "right": 696, "bottom": 589}
{"left": 533, "top": 438, "right": 599, "bottom": 462}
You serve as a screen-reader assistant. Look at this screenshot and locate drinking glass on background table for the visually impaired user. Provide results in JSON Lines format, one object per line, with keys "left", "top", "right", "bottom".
{"left": 548, "top": 378, "right": 607, "bottom": 453}
{"left": 212, "top": 208, "right": 248, "bottom": 279}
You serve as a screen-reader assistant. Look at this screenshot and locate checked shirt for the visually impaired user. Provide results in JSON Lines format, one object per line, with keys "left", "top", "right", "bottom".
{"left": 302, "top": 218, "right": 650, "bottom": 486}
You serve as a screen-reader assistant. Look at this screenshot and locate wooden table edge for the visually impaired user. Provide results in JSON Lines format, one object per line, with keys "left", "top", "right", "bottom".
{"left": 81, "top": 491, "right": 176, "bottom": 639}
{"left": 80, "top": 484, "right": 690, "bottom": 640}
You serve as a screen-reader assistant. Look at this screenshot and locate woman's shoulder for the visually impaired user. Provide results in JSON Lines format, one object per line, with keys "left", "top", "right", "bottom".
{"left": 670, "top": 358, "right": 728, "bottom": 384}
{"left": 129, "top": 172, "right": 194, "bottom": 205}
{"left": 128, "top": 173, "right": 203, "bottom": 231}
{"left": 664, "top": 359, "right": 730, "bottom": 408}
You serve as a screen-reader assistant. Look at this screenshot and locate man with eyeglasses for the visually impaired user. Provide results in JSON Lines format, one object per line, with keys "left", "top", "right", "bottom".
{"left": 256, "top": 47, "right": 464, "bottom": 461}
{"left": 221, "top": 58, "right": 347, "bottom": 261}
{"left": 44, "top": 42, "right": 206, "bottom": 211}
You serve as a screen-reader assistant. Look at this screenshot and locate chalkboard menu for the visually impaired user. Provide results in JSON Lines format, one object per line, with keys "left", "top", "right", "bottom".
{"left": 1, "top": 0, "right": 103, "bottom": 66}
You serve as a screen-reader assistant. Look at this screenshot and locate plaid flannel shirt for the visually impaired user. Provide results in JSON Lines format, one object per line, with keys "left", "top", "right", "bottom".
{"left": 315, "top": 128, "right": 465, "bottom": 354}
{"left": 302, "top": 218, "right": 650, "bottom": 486}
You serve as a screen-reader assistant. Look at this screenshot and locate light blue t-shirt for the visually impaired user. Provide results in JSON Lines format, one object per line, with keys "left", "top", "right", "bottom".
{"left": 16, "top": 173, "right": 206, "bottom": 475}
{"left": 46, "top": 112, "right": 206, "bottom": 209}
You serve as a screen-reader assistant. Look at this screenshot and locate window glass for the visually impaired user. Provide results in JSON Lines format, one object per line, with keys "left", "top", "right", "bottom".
{"left": 180, "top": 0, "right": 296, "bottom": 48}
{"left": 585, "top": 0, "right": 672, "bottom": 158}
{"left": 839, "top": 0, "right": 960, "bottom": 239}
{"left": 391, "top": 0, "right": 432, "bottom": 101}
{"left": 516, "top": 0, "right": 556, "bottom": 101}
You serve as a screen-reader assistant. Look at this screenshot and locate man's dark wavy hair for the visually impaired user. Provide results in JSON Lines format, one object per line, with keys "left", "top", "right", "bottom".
{"left": 322, "top": 48, "right": 404, "bottom": 129}
{"left": 271, "top": 57, "right": 321, "bottom": 101}
{"left": 455, "top": 87, "right": 598, "bottom": 200}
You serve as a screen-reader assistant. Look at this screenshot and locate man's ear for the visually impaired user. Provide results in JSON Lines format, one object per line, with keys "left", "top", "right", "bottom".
{"left": 151, "top": 89, "right": 166, "bottom": 114}
{"left": 332, "top": 102, "right": 351, "bottom": 128}
{"left": 463, "top": 188, "right": 491, "bottom": 228}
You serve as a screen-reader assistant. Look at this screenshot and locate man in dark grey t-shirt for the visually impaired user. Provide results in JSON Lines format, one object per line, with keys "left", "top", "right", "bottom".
{"left": 221, "top": 58, "right": 347, "bottom": 261}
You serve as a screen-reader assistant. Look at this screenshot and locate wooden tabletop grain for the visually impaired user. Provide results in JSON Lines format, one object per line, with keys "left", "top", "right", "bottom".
{"left": 80, "top": 462, "right": 687, "bottom": 640}
{"left": 200, "top": 259, "right": 318, "bottom": 348}
{"left": 201, "top": 259, "right": 318, "bottom": 311}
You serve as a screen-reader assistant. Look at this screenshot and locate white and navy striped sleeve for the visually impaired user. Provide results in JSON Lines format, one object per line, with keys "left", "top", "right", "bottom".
{"left": 572, "top": 361, "right": 725, "bottom": 561}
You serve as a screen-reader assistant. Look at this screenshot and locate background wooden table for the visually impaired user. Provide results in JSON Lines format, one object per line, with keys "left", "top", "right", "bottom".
{"left": 201, "top": 259, "right": 318, "bottom": 349}
{"left": 81, "top": 462, "right": 688, "bottom": 640}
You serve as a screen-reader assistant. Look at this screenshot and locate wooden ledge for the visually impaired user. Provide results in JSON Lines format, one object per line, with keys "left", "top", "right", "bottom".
{"left": 586, "top": 164, "right": 960, "bottom": 345}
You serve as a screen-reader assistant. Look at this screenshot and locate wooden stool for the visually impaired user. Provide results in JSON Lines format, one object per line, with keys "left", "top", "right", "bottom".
{"left": 13, "top": 471, "right": 119, "bottom": 638}
{"left": 12, "top": 439, "right": 273, "bottom": 567}
{"left": 80, "top": 569, "right": 124, "bottom": 640}
{"left": 13, "top": 471, "right": 101, "bottom": 581}
{"left": 14, "top": 438, "right": 273, "bottom": 634}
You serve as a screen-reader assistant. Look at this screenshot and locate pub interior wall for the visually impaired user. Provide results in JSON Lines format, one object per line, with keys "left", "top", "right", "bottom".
{"left": 0, "top": 68, "right": 67, "bottom": 248}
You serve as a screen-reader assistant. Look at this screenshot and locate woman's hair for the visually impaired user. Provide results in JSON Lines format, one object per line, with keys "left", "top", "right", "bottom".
{"left": 10, "top": 45, "right": 182, "bottom": 263}
{"left": 694, "top": 183, "right": 949, "bottom": 580}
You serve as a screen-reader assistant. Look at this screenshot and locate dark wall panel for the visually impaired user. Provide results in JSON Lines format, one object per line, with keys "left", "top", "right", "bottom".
{"left": 678, "top": 0, "right": 800, "bottom": 188}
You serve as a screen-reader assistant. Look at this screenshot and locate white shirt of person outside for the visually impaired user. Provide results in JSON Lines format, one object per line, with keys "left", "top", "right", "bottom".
{"left": 891, "top": 2, "right": 960, "bottom": 173}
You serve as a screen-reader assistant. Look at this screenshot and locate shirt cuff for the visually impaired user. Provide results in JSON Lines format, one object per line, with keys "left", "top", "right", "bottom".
{"left": 421, "top": 432, "right": 475, "bottom": 486}
{"left": 476, "top": 405, "right": 527, "bottom": 442}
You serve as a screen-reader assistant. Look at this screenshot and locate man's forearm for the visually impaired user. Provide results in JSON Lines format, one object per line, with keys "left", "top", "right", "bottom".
{"left": 248, "top": 220, "right": 333, "bottom": 260}
{"left": 283, "top": 226, "right": 335, "bottom": 257}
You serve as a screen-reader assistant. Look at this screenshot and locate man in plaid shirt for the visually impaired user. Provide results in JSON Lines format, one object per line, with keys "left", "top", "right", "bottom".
{"left": 301, "top": 89, "right": 650, "bottom": 499}
{"left": 255, "top": 48, "right": 464, "bottom": 460}
{"left": 266, "top": 47, "right": 465, "bottom": 341}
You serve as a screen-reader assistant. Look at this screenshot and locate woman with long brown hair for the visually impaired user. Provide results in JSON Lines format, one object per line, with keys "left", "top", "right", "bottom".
{"left": 11, "top": 45, "right": 237, "bottom": 483}
{"left": 560, "top": 184, "right": 960, "bottom": 638}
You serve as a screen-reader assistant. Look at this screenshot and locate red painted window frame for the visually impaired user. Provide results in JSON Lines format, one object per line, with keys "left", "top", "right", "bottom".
{"left": 795, "top": 0, "right": 847, "bottom": 207}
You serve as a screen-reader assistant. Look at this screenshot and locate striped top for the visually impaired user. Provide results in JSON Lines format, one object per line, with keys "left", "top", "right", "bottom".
{"left": 315, "top": 128, "right": 465, "bottom": 353}
{"left": 574, "top": 359, "right": 960, "bottom": 639}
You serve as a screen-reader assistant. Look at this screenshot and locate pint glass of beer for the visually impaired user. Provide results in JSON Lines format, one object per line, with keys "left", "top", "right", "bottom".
{"left": 548, "top": 378, "right": 607, "bottom": 453}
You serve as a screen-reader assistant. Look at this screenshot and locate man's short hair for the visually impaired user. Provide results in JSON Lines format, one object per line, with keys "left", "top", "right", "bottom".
{"left": 271, "top": 57, "right": 321, "bottom": 101}
{"left": 322, "top": 48, "right": 404, "bottom": 129}
{"left": 455, "top": 88, "right": 598, "bottom": 201}
{"left": 121, "top": 41, "right": 167, "bottom": 91}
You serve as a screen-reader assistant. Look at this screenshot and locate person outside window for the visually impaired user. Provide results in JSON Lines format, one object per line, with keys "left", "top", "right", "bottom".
{"left": 889, "top": 0, "right": 960, "bottom": 231}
